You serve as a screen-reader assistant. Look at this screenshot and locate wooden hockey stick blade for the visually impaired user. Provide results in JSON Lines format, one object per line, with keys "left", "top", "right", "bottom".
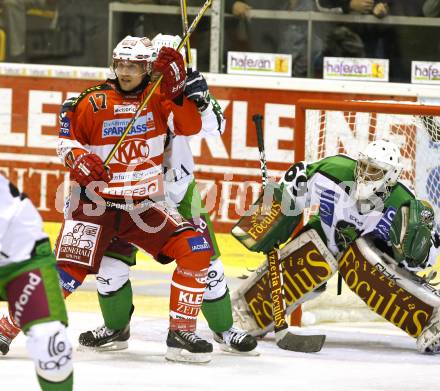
{"left": 275, "top": 331, "right": 326, "bottom": 353}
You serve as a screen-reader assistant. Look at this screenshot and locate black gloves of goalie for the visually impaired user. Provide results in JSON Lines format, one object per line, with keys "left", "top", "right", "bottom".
{"left": 184, "top": 70, "right": 210, "bottom": 111}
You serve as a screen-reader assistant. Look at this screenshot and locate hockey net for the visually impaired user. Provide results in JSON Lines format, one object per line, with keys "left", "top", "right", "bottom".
{"left": 294, "top": 99, "right": 440, "bottom": 325}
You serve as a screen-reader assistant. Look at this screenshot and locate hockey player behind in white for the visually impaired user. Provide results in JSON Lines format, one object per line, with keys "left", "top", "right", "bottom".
{"left": 77, "top": 33, "right": 258, "bottom": 356}
{"left": 0, "top": 175, "right": 73, "bottom": 390}
{"left": 231, "top": 139, "right": 440, "bottom": 353}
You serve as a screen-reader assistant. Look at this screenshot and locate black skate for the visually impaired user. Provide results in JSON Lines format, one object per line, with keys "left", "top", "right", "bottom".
{"left": 78, "top": 324, "right": 130, "bottom": 352}
{"left": 165, "top": 330, "right": 213, "bottom": 363}
{"left": 214, "top": 327, "right": 259, "bottom": 356}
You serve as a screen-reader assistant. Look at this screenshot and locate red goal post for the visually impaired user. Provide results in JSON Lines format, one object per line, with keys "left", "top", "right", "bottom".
{"left": 290, "top": 98, "right": 440, "bottom": 326}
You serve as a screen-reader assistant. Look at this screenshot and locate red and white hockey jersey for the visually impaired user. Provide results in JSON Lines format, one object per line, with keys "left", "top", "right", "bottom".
{"left": 57, "top": 80, "right": 202, "bottom": 200}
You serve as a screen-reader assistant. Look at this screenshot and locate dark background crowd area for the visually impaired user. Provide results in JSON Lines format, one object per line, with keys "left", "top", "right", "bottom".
{"left": 0, "top": 0, "right": 439, "bottom": 82}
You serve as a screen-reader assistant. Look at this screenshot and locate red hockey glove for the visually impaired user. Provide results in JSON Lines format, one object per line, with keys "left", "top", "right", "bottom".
{"left": 153, "top": 46, "right": 186, "bottom": 100}
{"left": 71, "top": 153, "right": 112, "bottom": 187}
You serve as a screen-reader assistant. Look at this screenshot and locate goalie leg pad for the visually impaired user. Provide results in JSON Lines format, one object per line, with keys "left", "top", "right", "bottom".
{"left": 231, "top": 229, "right": 338, "bottom": 336}
{"left": 339, "top": 238, "right": 440, "bottom": 338}
{"left": 417, "top": 308, "right": 440, "bottom": 354}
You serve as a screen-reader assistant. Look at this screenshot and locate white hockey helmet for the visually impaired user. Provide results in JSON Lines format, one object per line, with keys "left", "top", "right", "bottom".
{"left": 354, "top": 139, "right": 403, "bottom": 201}
{"left": 151, "top": 33, "right": 185, "bottom": 58}
{"left": 112, "top": 35, "right": 157, "bottom": 76}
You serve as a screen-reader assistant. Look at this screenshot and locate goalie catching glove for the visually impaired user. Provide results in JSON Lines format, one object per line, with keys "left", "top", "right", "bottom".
{"left": 390, "top": 199, "right": 435, "bottom": 271}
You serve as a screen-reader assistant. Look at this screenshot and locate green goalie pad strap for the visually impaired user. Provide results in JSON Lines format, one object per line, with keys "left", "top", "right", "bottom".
{"left": 231, "top": 181, "right": 302, "bottom": 253}
{"left": 38, "top": 373, "right": 73, "bottom": 391}
{"left": 98, "top": 280, "right": 133, "bottom": 330}
{"left": 339, "top": 238, "right": 440, "bottom": 337}
{"left": 390, "top": 199, "right": 435, "bottom": 268}
{"left": 201, "top": 289, "right": 233, "bottom": 333}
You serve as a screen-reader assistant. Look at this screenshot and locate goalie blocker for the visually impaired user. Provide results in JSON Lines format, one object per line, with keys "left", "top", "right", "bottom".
{"left": 232, "top": 230, "right": 338, "bottom": 336}
{"left": 339, "top": 237, "right": 440, "bottom": 353}
{"left": 231, "top": 180, "right": 303, "bottom": 254}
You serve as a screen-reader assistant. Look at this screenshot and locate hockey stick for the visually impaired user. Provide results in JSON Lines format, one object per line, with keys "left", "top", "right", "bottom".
{"left": 179, "top": 0, "right": 193, "bottom": 71}
{"left": 104, "top": 0, "right": 212, "bottom": 166}
{"left": 252, "top": 114, "right": 325, "bottom": 353}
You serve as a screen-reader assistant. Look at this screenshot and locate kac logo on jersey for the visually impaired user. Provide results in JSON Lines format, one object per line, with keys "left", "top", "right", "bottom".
{"left": 113, "top": 138, "right": 149, "bottom": 165}
{"left": 102, "top": 115, "right": 149, "bottom": 138}
{"left": 188, "top": 236, "right": 211, "bottom": 252}
{"left": 59, "top": 117, "right": 71, "bottom": 137}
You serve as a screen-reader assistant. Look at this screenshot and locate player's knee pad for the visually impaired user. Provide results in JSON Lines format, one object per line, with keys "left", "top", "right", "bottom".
{"left": 417, "top": 307, "right": 440, "bottom": 354}
{"left": 26, "top": 321, "right": 73, "bottom": 382}
{"left": 96, "top": 256, "right": 130, "bottom": 295}
{"left": 204, "top": 258, "right": 228, "bottom": 301}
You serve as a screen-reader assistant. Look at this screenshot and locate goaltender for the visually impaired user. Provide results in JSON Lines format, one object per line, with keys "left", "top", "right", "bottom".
{"left": 232, "top": 139, "right": 440, "bottom": 354}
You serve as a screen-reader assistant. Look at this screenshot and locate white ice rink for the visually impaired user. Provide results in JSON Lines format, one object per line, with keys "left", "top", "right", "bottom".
{"left": 2, "top": 312, "right": 440, "bottom": 391}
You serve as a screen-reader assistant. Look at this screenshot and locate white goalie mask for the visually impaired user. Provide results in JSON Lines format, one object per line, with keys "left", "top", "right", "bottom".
{"left": 354, "top": 139, "right": 403, "bottom": 201}
{"left": 111, "top": 35, "right": 157, "bottom": 77}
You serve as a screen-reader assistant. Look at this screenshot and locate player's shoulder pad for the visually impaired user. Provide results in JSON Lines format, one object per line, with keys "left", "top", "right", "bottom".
{"left": 63, "top": 83, "right": 113, "bottom": 113}
{"left": 385, "top": 181, "right": 415, "bottom": 209}
{"left": 307, "top": 154, "right": 356, "bottom": 184}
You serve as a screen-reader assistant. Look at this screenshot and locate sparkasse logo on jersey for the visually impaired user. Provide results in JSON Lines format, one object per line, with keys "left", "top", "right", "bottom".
{"left": 102, "top": 114, "right": 153, "bottom": 137}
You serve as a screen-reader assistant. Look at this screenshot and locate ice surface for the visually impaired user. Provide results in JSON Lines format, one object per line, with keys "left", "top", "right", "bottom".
{"left": 2, "top": 312, "right": 440, "bottom": 391}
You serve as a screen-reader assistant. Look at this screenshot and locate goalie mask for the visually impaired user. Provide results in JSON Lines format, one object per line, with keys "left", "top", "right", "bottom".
{"left": 354, "top": 139, "right": 402, "bottom": 201}
{"left": 111, "top": 35, "right": 157, "bottom": 79}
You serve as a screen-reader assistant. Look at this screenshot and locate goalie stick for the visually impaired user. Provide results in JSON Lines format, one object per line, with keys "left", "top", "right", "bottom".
{"left": 104, "top": 0, "right": 212, "bottom": 165}
{"left": 252, "top": 114, "right": 325, "bottom": 353}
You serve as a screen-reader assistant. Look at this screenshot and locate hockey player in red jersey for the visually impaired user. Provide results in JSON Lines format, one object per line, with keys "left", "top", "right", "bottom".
{"left": 55, "top": 35, "right": 214, "bottom": 363}
{"left": 2, "top": 35, "right": 215, "bottom": 365}
{"left": 73, "top": 34, "right": 257, "bottom": 356}
{"left": 0, "top": 35, "right": 221, "bottom": 363}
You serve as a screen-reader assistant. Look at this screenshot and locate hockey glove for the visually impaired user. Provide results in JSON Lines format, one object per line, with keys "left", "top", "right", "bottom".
{"left": 153, "top": 47, "right": 186, "bottom": 100}
{"left": 71, "top": 153, "right": 112, "bottom": 187}
{"left": 184, "top": 70, "right": 210, "bottom": 111}
{"left": 390, "top": 199, "right": 434, "bottom": 270}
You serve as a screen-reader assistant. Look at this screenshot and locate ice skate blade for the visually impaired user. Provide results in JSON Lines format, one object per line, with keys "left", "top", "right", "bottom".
{"left": 77, "top": 340, "right": 128, "bottom": 352}
{"left": 218, "top": 344, "right": 260, "bottom": 356}
{"left": 165, "top": 347, "right": 212, "bottom": 363}
{"left": 276, "top": 332, "right": 325, "bottom": 353}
